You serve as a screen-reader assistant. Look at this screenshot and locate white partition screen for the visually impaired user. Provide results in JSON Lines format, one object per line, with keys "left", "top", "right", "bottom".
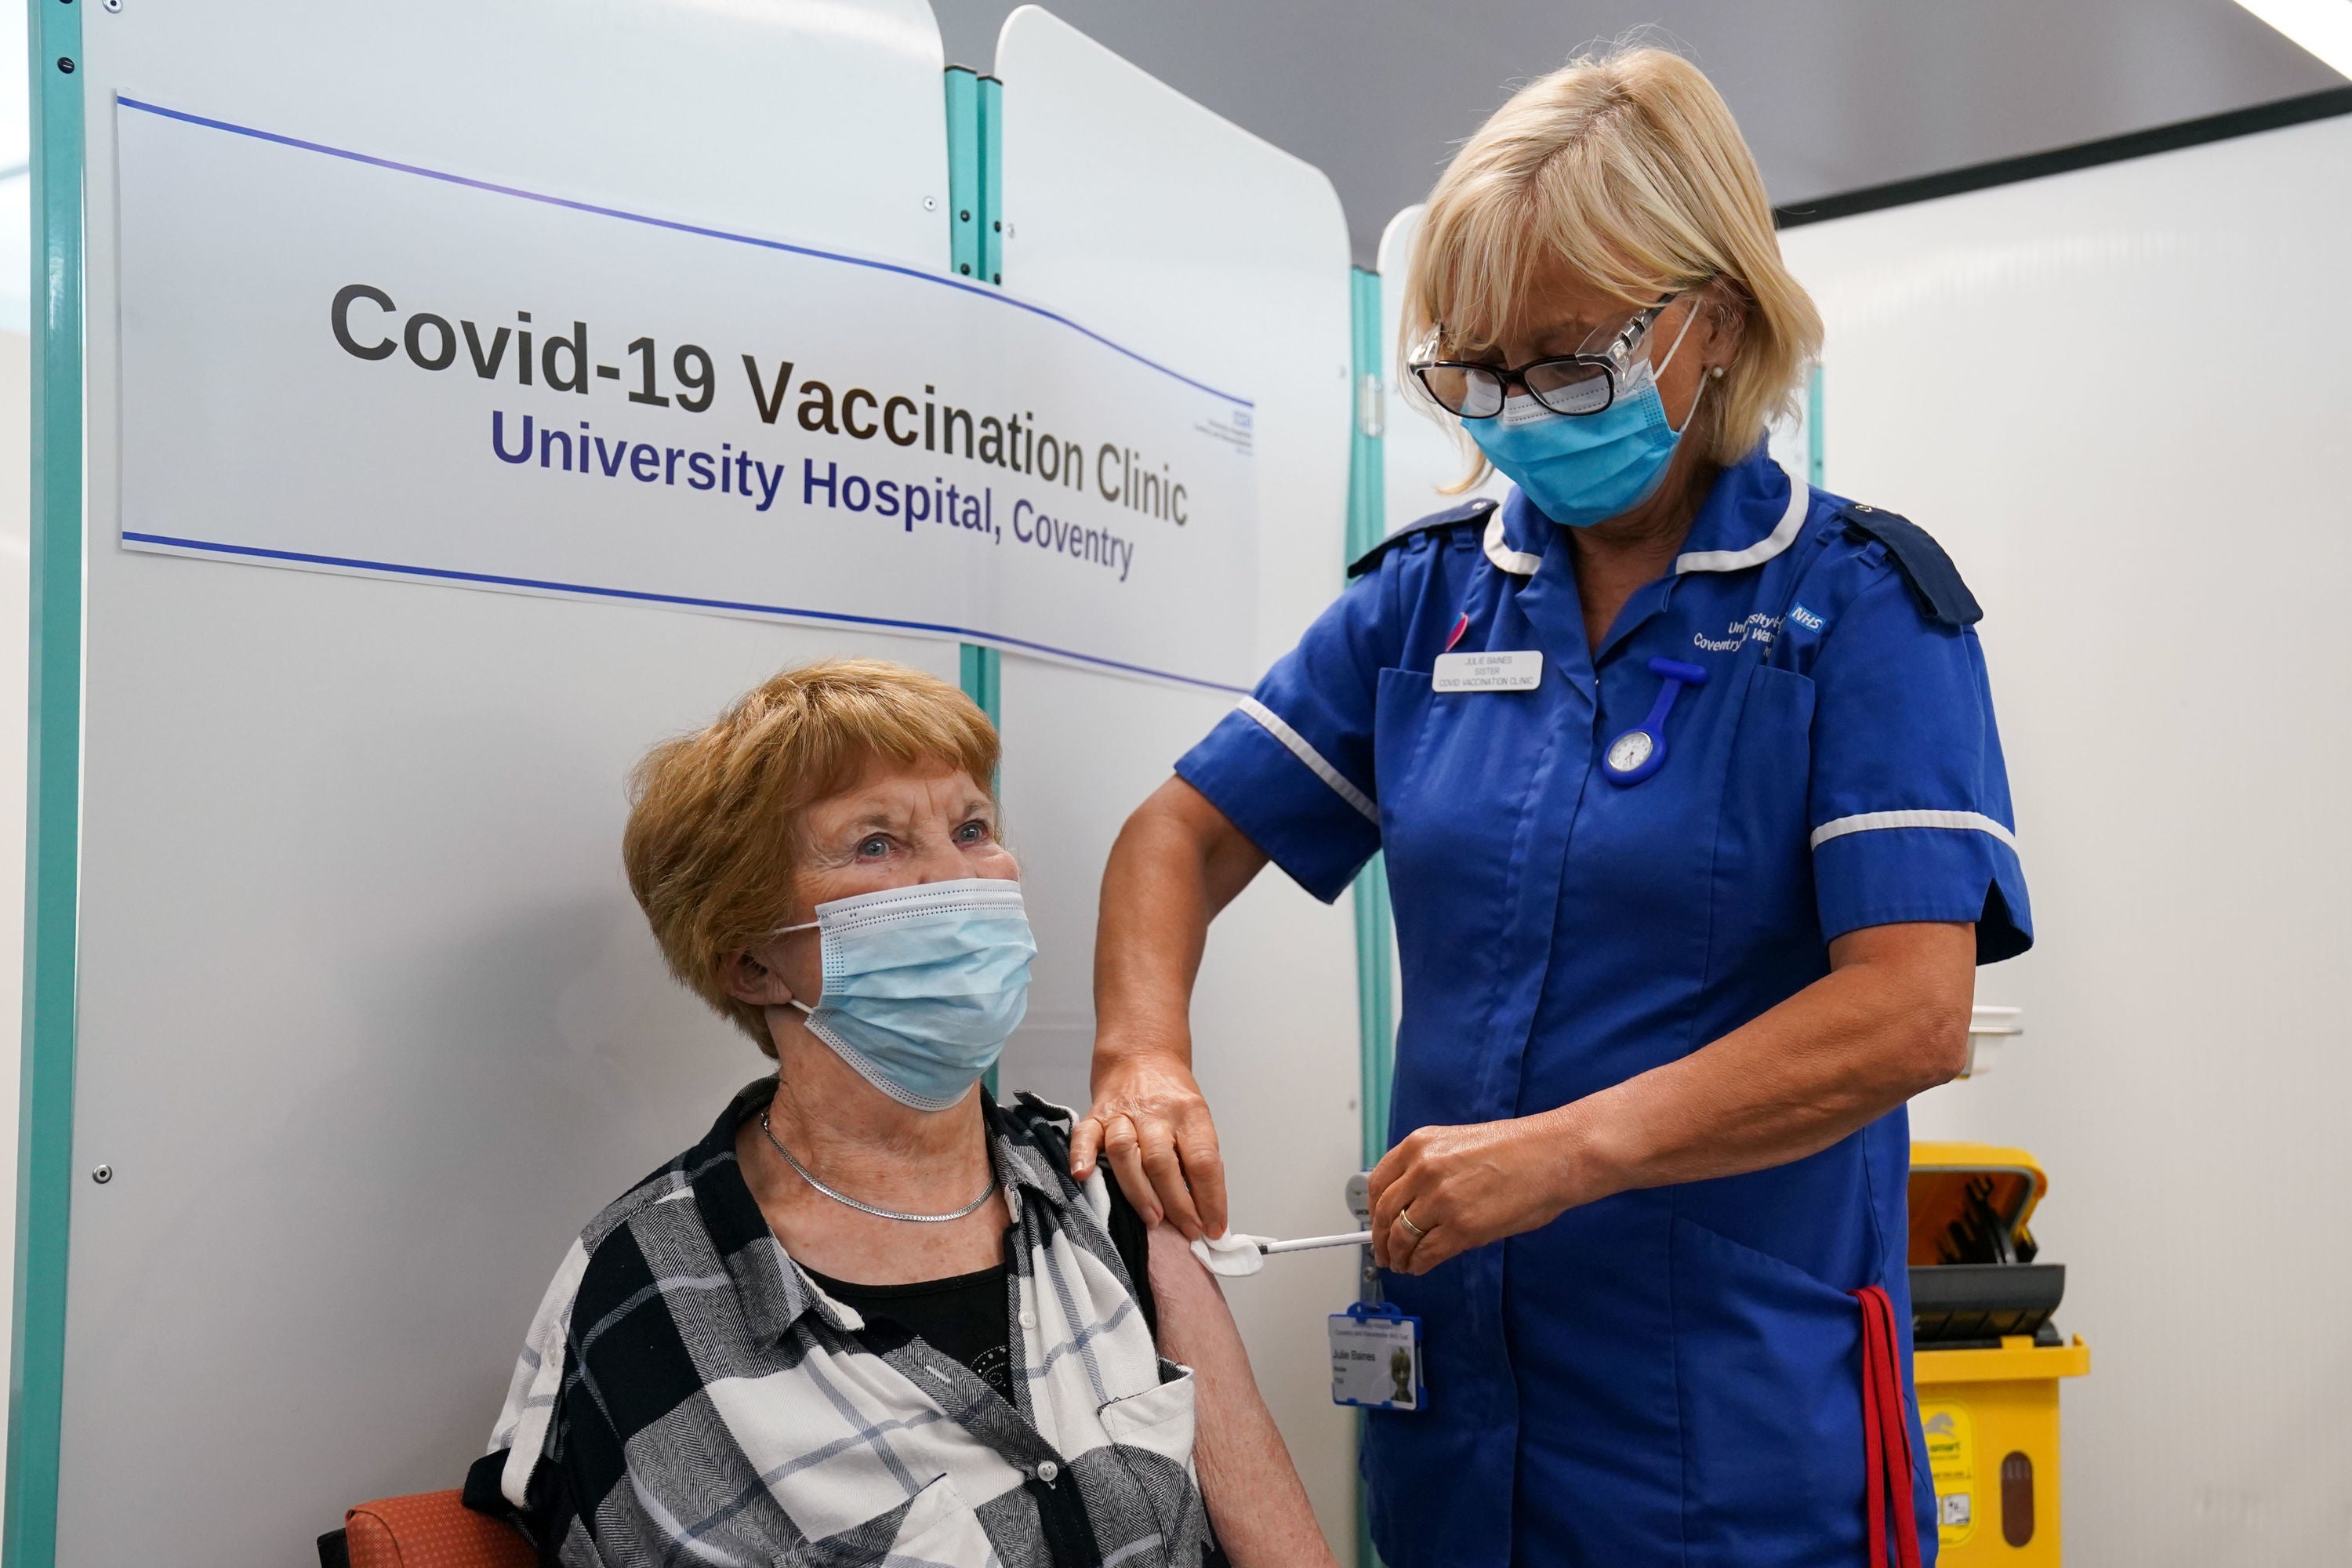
{"left": 991, "top": 6, "right": 1363, "bottom": 1541}
{"left": 18, "top": 2, "right": 1377, "bottom": 1563}
{"left": 1779, "top": 109, "right": 2352, "bottom": 1565}
{"left": 56, "top": 4, "right": 957, "bottom": 1563}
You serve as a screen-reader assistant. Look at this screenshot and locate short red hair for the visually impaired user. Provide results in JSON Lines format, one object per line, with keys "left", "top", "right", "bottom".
{"left": 622, "top": 659, "right": 999, "bottom": 1052}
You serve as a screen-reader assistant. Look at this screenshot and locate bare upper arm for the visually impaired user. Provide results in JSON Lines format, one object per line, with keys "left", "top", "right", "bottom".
{"left": 1826, "top": 920, "right": 1974, "bottom": 995}
{"left": 1128, "top": 775, "right": 1269, "bottom": 914}
{"left": 1142, "top": 1220, "right": 1232, "bottom": 1358}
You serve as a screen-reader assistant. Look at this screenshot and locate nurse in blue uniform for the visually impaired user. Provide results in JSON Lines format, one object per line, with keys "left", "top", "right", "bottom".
{"left": 1070, "top": 45, "right": 2031, "bottom": 1568}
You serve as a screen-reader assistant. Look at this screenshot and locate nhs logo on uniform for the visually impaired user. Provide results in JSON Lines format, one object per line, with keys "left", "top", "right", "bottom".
{"left": 1789, "top": 604, "right": 1828, "bottom": 633}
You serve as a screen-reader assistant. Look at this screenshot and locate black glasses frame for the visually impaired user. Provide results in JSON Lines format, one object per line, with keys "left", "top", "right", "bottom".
{"left": 1410, "top": 295, "right": 1677, "bottom": 419}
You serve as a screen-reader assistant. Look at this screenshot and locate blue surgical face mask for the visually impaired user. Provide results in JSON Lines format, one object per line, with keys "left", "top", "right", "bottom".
{"left": 1466, "top": 308, "right": 1707, "bottom": 528}
{"left": 777, "top": 877, "right": 1035, "bottom": 1112}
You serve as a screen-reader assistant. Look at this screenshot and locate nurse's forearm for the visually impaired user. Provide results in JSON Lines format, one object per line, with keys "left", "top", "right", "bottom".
{"left": 1563, "top": 921, "right": 1975, "bottom": 1198}
{"left": 1076, "top": 778, "right": 1269, "bottom": 1236}
{"left": 1093, "top": 777, "right": 1265, "bottom": 1069}
{"left": 1147, "top": 1224, "right": 1341, "bottom": 1568}
{"left": 1369, "top": 922, "right": 1975, "bottom": 1272}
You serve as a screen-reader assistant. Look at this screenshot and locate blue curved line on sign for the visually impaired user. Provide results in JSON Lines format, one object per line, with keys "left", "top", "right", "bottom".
{"left": 113, "top": 95, "right": 1255, "bottom": 410}
{"left": 118, "top": 532, "right": 1252, "bottom": 695}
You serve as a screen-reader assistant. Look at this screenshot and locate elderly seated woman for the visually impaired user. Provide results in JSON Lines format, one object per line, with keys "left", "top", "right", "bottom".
{"left": 466, "top": 659, "right": 1332, "bottom": 1568}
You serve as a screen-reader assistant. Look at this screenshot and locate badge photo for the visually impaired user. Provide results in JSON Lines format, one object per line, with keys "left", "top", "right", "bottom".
{"left": 1329, "top": 1301, "right": 1424, "bottom": 1412}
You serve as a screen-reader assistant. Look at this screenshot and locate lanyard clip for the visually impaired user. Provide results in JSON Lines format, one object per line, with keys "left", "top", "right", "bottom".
{"left": 1601, "top": 657, "right": 1708, "bottom": 786}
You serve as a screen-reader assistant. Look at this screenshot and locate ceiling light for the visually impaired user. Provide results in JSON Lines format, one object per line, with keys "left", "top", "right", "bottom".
{"left": 2234, "top": 0, "right": 2352, "bottom": 78}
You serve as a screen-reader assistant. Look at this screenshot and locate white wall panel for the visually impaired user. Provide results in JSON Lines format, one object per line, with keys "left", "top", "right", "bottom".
{"left": 68, "top": 4, "right": 954, "bottom": 1563}
{"left": 992, "top": 6, "right": 1361, "bottom": 1544}
{"left": 1780, "top": 111, "right": 2352, "bottom": 1565}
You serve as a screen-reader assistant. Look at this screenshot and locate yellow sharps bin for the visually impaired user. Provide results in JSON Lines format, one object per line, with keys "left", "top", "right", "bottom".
{"left": 1908, "top": 1143, "right": 2089, "bottom": 1564}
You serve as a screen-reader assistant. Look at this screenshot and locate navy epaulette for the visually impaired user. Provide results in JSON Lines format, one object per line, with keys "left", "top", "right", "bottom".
{"left": 1838, "top": 502, "right": 1981, "bottom": 626}
{"left": 1346, "top": 496, "right": 1500, "bottom": 579}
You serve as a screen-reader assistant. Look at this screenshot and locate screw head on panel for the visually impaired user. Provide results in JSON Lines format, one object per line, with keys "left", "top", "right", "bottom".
{"left": 57, "top": 57, "right": 74, "bottom": 72}
{"left": 104, "top": 0, "right": 122, "bottom": 11}
{"left": 91, "top": 1164, "right": 111, "bottom": 1184}
{"left": 923, "top": 195, "right": 936, "bottom": 211}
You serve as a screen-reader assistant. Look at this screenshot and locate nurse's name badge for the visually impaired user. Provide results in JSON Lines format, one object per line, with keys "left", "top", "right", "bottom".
{"left": 1329, "top": 1301, "right": 1423, "bottom": 1412}
{"left": 1432, "top": 649, "right": 1542, "bottom": 693}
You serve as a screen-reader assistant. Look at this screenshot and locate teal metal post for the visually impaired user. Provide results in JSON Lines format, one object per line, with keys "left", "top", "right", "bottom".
{"left": 959, "top": 643, "right": 1000, "bottom": 729}
{"left": 943, "top": 67, "right": 1004, "bottom": 733}
{"left": 946, "top": 67, "right": 1003, "bottom": 1094}
{"left": 1346, "top": 270, "right": 1385, "bottom": 560}
{"left": 977, "top": 75, "right": 1004, "bottom": 288}
{"left": 1344, "top": 265, "right": 1394, "bottom": 1568}
{"left": 942, "top": 67, "right": 1005, "bottom": 724}
{"left": 1345, "top": 267, "right": 1396, "bottom": 1166}
{"left": 943, "top": 67, "right": 984, "bottom": 281}
{"left": 7, "top": 5, "right": 85, "bottom": 1567}
{"left": 1807, "top": 365, "right": 1825, "bottom": 488}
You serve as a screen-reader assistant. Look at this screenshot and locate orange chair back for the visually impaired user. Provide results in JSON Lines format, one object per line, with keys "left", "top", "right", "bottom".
{"left": 341, "top": 1489, "right": 534, "bottom": 1568}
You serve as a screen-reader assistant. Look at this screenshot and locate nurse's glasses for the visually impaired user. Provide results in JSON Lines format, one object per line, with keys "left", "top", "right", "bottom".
{"left": 1410, "top": 293, "right": 1679, "bottom": 419}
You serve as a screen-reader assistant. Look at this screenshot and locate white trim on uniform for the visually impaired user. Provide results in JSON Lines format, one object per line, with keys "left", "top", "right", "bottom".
{"left": 1238, "top": 697, "right": 1379, "bottom": 823}
{"left": 1483, "top": 510, "right": 1544, "bottom": 577}
{"left": 1809, "top": 809, "right": 2019, "bottom": 853}
{"left": 1676, "top": 464, "right": 1810, "bottom": 575}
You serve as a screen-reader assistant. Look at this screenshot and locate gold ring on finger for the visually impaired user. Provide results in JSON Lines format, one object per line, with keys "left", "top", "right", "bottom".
{"left": 1399, "top": 1210, "right": 1427, "bottom": 1240}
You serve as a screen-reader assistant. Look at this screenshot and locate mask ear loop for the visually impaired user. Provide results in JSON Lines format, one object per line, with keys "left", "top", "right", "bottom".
{"left": 767, "top": 917, "right": 820, "bottom": 1015}
{"left": 1650, "top": 299, "right": 1704, "bottom": 377}
{"left": 1646, "top": 299, "right": 1718, "bottom": 437}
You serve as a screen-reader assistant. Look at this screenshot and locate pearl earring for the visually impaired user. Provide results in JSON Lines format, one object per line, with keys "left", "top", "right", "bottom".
{"left": 1709, "top": 365, "right": 1726, "bottom": 379}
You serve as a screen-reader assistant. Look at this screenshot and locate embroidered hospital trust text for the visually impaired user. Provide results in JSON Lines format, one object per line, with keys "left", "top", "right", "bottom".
{"left": 1693, "top": 612, "right": 1781, "bottom": 653}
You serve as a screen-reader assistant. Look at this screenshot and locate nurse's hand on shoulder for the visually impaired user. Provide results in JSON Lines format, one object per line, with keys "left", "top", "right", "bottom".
{"left": 1367, "top": 1116, "right": 1582, "bottom": 1274}
{"left": 1071, "top": 1054, "right": 1231, "bottom": 1243}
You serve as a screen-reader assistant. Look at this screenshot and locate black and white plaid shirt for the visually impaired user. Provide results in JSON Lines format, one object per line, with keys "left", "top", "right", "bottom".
{"left": 466, "top": 1080, "right": 1218, "bottom": 1567}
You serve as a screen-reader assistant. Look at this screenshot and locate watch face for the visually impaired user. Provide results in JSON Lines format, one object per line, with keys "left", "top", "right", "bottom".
{"left": 1606, "top": 731, "right": 1654, "bottom": 774}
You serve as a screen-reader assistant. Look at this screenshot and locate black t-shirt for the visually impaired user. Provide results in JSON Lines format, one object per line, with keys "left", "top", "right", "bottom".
{"left": 804, "top": 1261, "right": 1018, "bottom": 1399}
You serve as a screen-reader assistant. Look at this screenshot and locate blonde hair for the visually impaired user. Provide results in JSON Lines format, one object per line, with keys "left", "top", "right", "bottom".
{"left": 622, "top": 659, "right": 1000, "bottom": 1052}
{"left": 1403, "top": 45, "right": 1820, "bottom": 479}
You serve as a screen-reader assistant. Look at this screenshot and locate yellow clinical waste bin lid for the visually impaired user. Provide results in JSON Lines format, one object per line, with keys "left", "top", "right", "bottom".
{"left": 1910, "top": 1142, "right": 2045, "bottom": 1267}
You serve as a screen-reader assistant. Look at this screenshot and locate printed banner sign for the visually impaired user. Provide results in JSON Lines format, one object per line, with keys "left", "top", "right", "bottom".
{"left": 114, "top": 97, "right": 1259, "bottom": 691}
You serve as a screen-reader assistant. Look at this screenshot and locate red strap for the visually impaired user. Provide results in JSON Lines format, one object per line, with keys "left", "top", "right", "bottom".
{"left": 1851, "top": 1284, "right": 1922, "bottom": 1568}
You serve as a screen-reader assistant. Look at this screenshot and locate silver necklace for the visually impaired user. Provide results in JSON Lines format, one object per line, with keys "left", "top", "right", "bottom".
{"left": 759, "top": 1109, "right": 997, "bottom": 1224}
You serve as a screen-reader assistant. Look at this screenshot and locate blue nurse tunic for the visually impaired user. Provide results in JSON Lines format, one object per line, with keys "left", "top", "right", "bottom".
{"left": 1175, "top": 445, "right": 2031, "bottom": 1566}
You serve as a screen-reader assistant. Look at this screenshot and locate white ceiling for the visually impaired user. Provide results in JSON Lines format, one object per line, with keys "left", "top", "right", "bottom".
{"left": 933, "top": 0, "right": 2344, "bottom": 264}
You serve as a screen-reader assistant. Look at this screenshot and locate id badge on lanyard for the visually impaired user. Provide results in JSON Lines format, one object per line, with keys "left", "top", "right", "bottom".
{"left": 1330, "top": 1301, "right": 1423, "bottom": 1412}
{"left": 1332, "top": 1171, "right": 1425, "bottom": 1413}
